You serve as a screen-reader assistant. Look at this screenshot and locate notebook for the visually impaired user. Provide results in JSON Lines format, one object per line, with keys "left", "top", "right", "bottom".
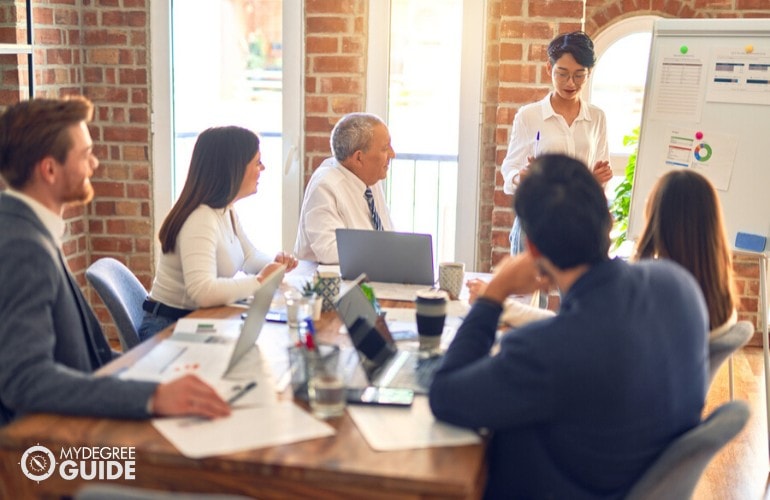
{"left": 335, "top": 228, "right": 435, "bottom": 285}
{"left": 334, "top": 275, "right": 443, "bottom": 394}
{"left": 122, "top": 266, "right": 286, "bottom": 383}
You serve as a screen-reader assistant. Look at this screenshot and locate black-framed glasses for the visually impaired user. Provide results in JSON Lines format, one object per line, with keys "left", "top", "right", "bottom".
{"left": 553, "top": 70, "right": 589, "bottom": 85}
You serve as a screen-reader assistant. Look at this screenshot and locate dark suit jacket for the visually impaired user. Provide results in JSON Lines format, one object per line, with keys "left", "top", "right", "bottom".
{"left": 0, "top": 193, "right": 157, "bottom": 425}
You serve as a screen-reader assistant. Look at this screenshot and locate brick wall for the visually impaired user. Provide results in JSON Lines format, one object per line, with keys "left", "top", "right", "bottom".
{"left": 303, "top": 0, "right": 367, "bottom": 181}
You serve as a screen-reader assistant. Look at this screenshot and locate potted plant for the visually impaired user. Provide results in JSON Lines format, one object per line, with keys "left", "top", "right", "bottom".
{"left": 609, "top": 126, "right": 640, "bottom": 253}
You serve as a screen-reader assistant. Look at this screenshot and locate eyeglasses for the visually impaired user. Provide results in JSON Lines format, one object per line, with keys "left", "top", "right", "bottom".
{"left": 553, "top": 70, "right": 589, "bottom": 85}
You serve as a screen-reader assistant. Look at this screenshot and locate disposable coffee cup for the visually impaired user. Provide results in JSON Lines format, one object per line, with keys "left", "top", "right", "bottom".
{"left": 415, "top": 289, "right": 448, "bottom": 355}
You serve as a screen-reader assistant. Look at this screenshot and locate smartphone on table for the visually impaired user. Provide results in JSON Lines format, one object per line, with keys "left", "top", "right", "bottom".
{"left": 346, "top": 386, "right": 414, "bottom": 407}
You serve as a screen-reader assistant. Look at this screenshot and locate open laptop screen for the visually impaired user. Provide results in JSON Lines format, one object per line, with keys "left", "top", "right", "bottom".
{"left": 335, "top": 228, "right": 434, "bottom": 285}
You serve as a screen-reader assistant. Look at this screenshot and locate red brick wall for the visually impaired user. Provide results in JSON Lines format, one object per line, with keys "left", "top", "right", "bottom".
{"left": 303, "top": 0, "right": 367, "bottom": 180}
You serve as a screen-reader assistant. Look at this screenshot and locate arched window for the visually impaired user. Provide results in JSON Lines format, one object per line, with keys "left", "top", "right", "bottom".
{"left": 589, "top": 16, "right": 660, "bottom": 175}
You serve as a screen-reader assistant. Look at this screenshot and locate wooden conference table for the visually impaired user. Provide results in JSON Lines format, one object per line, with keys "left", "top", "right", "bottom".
{"left": 0, "top": 282, "right": 488, "bottom": 498}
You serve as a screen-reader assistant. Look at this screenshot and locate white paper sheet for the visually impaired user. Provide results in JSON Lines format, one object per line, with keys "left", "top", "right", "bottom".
{"left": 347, "top": 395, "right": 481, "bottom": 451}
{"left": 152, "top": 402, "right": 336, "bottom": 458}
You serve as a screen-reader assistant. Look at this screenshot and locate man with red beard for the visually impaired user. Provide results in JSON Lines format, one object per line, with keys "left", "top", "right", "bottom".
{"left": 0, "top": 97, "right": 230, "bottom": 425}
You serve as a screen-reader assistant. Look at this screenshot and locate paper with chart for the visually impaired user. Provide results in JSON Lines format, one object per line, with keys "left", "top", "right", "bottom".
{"left": 664, "top": 128, "right": 738, "bottom": 190}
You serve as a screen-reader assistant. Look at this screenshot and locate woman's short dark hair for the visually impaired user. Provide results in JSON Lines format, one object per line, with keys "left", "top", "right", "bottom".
{"left": 159, "top": 126, "right": 259, "bottom": 253}
{"left": 547, "top": 31, "right": 596, "bottom": 69}
{"left": 514, "top": 154, "right": 610, "bottom": 269}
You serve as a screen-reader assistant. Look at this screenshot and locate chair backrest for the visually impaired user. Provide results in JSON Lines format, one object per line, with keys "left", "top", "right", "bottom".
{"left": 625, "top": 400, "right": 750, "bottom": 500}
{"left": 85, "top": 258, "right": 146, "bottom": 351}
{"left": 708, "top": 320, "right": 753, "bottom": 384}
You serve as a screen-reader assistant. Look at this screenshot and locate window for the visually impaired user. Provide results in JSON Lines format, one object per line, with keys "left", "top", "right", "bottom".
{"left": 367, "top": 0, "right": 484, "bottom": 267}
{"left": 589, "top": 16, "right": 659, "bottom": 175}
{"left": 151, "top": 1, "right": 302, "bottom": 258}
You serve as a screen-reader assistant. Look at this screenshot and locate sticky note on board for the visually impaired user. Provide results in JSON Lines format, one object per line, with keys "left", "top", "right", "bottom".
{"left": 735, "top": 232, "right": 767, "bottom": 252}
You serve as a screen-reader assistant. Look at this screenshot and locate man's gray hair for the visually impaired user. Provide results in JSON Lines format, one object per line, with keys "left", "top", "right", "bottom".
{"left": 330, "top": 112, "right": 385, "bottom": 162}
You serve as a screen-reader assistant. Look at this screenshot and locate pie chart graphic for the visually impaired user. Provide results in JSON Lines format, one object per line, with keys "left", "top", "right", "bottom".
{"left": 694, "top": 143, "right": 713, "bottom": 162}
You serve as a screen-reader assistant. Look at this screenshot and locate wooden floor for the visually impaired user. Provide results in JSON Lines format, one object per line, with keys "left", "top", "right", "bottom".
{"left": 696, "top": 346, "right": 770, "bottom": 499}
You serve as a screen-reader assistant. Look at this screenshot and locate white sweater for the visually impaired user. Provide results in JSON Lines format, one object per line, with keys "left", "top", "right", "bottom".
{"left": 148, "top": 204, "right": 272, "bottom": 309}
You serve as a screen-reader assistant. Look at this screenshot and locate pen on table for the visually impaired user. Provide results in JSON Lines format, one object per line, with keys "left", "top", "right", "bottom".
{"left": 227, "top": 381, "right": 257, "bottom": 406}
{"left": 534, "top": 131, "right": 540, "bottom": 158}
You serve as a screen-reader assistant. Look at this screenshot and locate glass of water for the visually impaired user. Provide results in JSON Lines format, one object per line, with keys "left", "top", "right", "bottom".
{"left": 306, "top": 344, "right": 346, "bottom": 419}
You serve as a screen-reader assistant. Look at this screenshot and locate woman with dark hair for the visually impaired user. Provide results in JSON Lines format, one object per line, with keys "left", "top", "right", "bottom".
{"left": 138, "top": 126, "right": 297, "bottom": 340}
{"left": 634, "top": 169, "right": 738, "bottom": 337}
{"left": 501, "top": 31, "right": 612, "bottom": 255}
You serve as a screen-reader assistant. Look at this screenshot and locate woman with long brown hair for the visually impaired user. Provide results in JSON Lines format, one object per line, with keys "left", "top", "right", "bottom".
{"left": 139, "top": 126, "right": 297, "bottom": 340}
{"left": 634, "top": 169, "right": 738, "bottom": 336}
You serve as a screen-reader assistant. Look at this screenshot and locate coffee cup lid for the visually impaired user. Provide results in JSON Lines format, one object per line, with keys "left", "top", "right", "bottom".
{"left": 415, "top": 288, "right": 448, "bottom": 300}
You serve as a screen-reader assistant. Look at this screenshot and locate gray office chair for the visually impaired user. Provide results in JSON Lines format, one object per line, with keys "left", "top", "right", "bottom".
{"left": 709, "top": 320, "right": 753, "bottom": 400}
{"left": 85, "top": 257, "right": 145, "bottom": 351}
{"left": 625, "top": 400, "right": 750, "bottom": 500}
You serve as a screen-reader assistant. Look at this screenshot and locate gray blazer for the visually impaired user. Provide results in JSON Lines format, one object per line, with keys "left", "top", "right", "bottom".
{"left": 0, "top": 194, "right": 157, "bottom": 425}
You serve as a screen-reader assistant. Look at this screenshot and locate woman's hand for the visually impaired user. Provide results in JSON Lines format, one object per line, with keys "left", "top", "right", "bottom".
{"left": 273, "top": 251, "right": 298, "bottom": 272}
{"left": 592, "top": 160, "right": 613, "bottom": 185}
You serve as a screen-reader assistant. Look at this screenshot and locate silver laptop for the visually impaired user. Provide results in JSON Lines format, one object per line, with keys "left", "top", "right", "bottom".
{"left": 336, "top": 228, "right": 434, "bottom": 285}
{"left": 122, "top": 266, "right": 285, "bottom": 382}
{"left": 334, "top": 275, "right": 442, "bottom": 394}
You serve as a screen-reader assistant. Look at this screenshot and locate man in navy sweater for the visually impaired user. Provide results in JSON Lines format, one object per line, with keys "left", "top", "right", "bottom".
{"left": 429, "top": 154, "right": 708, "bottom": 499}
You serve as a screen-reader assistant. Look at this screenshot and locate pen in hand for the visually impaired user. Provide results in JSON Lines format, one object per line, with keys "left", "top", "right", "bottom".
{"left": 227, "top": 381, "right": 257, "bottom": 406}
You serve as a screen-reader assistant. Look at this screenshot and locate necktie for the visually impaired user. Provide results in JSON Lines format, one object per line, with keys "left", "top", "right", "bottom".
{"left": 364, "top": 187, "right": 383, "bottom": 231}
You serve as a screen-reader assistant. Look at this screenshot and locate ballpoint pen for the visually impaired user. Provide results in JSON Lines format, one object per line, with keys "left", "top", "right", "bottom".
{"left": 534, "top": 131, "right": 540, "bottom": 158}
{"left": 227, "top": 381, "right": 257, "bottom": 406}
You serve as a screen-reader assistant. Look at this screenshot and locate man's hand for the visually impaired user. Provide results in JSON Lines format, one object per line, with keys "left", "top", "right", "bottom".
{"left": 151, "top": 374, "right": 231, "bottom": 419}
{"left": 483, "top": 252, "right": 548, "bottom": 304}
{"left": 592, "top": 161, "right": 613, "bottom": 185}
{"left": 466, "top": 278, "right": 488, "bottom": 304}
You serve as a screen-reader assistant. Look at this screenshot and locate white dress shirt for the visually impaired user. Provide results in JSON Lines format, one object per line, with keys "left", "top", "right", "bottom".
{"left": 501, "top": 92, "right": 610, "bottom": 194}
{"left": 149, "top": 204, "right": 272, "bottom": 309}
{"left": 294, "top": 157, "right": 394, "bottom": 264}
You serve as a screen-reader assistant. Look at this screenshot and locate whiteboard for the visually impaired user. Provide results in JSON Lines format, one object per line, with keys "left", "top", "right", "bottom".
{"left": 628, "top": 18, "right": 770, "bottom": 250}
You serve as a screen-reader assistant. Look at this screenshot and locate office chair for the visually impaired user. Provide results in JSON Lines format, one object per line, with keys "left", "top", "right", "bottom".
{"left": 625, "top": 400, "right": 750, "bottom": 500}
{"left": 85, "top": 257, "right": 145, "bottom": 351}
{"left": 709, "top": 321, "right": 753, "bottom": 400}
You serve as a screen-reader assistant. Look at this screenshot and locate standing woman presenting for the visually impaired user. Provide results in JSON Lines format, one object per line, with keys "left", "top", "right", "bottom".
{"left": 502, "top": 31, "right": 613, "bottom": 254}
